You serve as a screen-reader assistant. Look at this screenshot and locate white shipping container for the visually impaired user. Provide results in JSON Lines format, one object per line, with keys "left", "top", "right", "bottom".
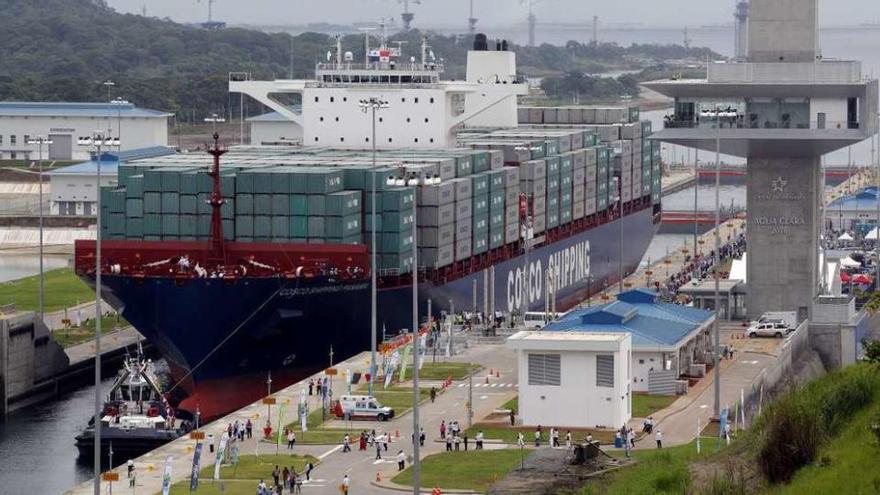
{"left": 418, "top": 204, "right": 455, "bottom": 226}
{"left": 417, "top": 181, "right": 456, "bottom": 206}
{"left": 573, "top": 200, "right": 585, "bottom": 219}
{"left": 420, "top": 244, "right": 455, "bottom": 268}
{"left": 455, "top": 236, "right": 473, "bottom": 261}
{"left": 418, "top": 223, "right": 455, "bottom": 246}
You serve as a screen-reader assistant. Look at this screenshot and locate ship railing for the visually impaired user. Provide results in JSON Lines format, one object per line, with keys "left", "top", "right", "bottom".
{"left": 662, "top": 116, "right": 861, "bottom": 131}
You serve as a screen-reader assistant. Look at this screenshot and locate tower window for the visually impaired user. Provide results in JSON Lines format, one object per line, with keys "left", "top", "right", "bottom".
{"left": 401, "top": 97, "right": 406, "bottom": 103}
{"left": 379, "top": 117, "right": 384, "bottom": 123}
{"left": 320, "top": 117, "right": 324, "bottom": 122}
{"left": 343, "top": 97, "right": 348, "bottom": 102}
{"left": 314, "top": 137, "right": 319, "bottom": 142}
{"left": 365, "top": 137, "right": 370, "bottom": 142}
{"left": 388, "top": 137, "right": 393, "bottom": 143}
{"left": 340, "top": 137, "right": 345, "bottom": 142}
{"left": 406, "top": 117, "right": 411, "bottom": 123}
{"left": 314, "top": 97, "right": 319, "bottom": 102}
{"left": 430, "top": 138, "right": 435, "bottom": 143}
{"left": 414, "top": 97, "right": 419, "bottom": 103}
{"left": 330, "top": 96, "right": 335, "bottom": 103}
{"left": 430, "top": 97, "right": 435, "bottom": 104}
{"left": 424, "top": 118, "right": 429, "bottom": 123}
{"left": 335, "top": 117, "right": 339, "bottom": 122}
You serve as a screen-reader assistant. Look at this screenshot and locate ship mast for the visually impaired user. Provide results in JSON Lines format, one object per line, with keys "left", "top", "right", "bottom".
{"left": 207, "top": 133, "right": 228, "bottom": 264}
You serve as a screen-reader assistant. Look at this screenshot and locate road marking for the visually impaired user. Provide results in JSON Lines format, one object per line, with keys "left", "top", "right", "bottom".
{"left": 699, "top": 404, "right": 709, "bottom": 409}
{"left": 318, "top": 445, "right": 342, "bottom": 460}
{"left": 741, "top": 360, "right": 759, "bottom": 364}
{"left": 480, "top": 395, "right": 488, "bottom": 399}
{"left": 490, "top": 383, "right": 497, "bottom": 388}
{"left": 372, "top": 459, "right": 396, "bottom": 465}
{"left": 458, "top": 383, "right": 466, "bottom": 388}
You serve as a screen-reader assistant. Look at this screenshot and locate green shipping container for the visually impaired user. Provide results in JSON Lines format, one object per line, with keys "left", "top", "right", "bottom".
{"left": 326, "top": 214, "right": 361, "bottom": 238}
{"left": 272, "top": 194, "right": 289, "bottom": 215}
{"left": 125, "top": 218, "right": 144, "bottom": 238}
{"left": 489, "top": 229, "right": 504, "bottom": 249}
{"left": 307, "top": 217, "right": 325, "bottom": 237}
{"left": 306, "top": 170, "right": 344, "bottom": 194}
{"left": 162, "top": 215, "right": 179, "bottom": 236}
{"left": 381, "top": 211, "right": 413, "bottom": 232}
{"left": 381, "top": 188, "right": 415, "bottom": 211}
{"left": 472, "top": 195, "right": 489, "bottom": 215}
{"left": 326, "top": 190, "right": 361, "bottom": 216}
{"left": 237, "top": 194, "right": 254, "bottom": 215}
{"left": 380, "top": 231, "right": 414, "bottom": 252}
{"left": 143, "top": 169, "right": 162, "bottom": 191}
{"left": 254, "top": 216, "right": 272, "bottom": 237}
{"left": 488, "top": 170, "right": 505, "bottom": 192}
{"left": 473, "top": 151, "right": 490, "bottom": 173}
{"left": 144, "top": 214, "right": 161, "bottom": 235}
{"left": 161, "top": 192, "right": 179, "bottom": 214}
{"left": 236, "top": 172, "right": 255, "bottom": 194}
{"left": 125, "top": 176, "right": 144, "bottom": 199}
{"left": 198, "top": 193, "right": 211, "bottom": 215}
{"left": 473, "top": 212, "right": 489, "bottom": 233}
{"left": 308, "top": 195, "right": 326, "bottom": 216}
{"left": 254, "top": 194, "right": 271, "bottom": 214}
{"left": 180, "top": 194, "right": 198, "bottom": 214}
{"left": 180, "top": 215, "right": 197, "bottom": 236}
{"left": 272, "top": 216, "right": 289, "bottom": 238}
{"left": 180, "top": 172, "right": 199, "bottom": 195}
{"left": 290, "top": 195, "right": 309, "bottom": 216}
{"left": 470, "top": 174, "right": 490, "bottom": 195}
{"left": 126, "top": 198, "right": 143, "bottom": 218}
{"left": 289, "top": 216, "right": 308, "bottom": 237}
{"left": 221, "top": 199, "right": 234, "bottom": 220}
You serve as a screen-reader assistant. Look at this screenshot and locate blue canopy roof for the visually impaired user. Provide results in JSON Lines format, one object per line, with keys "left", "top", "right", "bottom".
{"left": 828, "top": 187, "right": 880, "bottom": 210}
{"left": 544, "top": 289, "right": 714, "bottom": 349}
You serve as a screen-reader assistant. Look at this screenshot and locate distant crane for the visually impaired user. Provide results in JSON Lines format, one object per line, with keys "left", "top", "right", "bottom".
{"left": 734, "top": 0, "right": 749, "bottom": 60}
{"left": 468, "top": 0, "right": 478, "bottom": 36}
{"left": 400, "top": 0, "right": 420, "bottom": 31}
{"left": 520, "top": 0, "right": 544, "bottom": 47}
{"left": 196, "top": 0, "right": 225, "bottom": 29}
{"left": 683, "top": 26, "right": 691, "bottom": 49}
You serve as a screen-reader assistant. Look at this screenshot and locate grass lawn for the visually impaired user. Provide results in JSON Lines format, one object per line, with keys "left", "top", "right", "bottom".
{"left": 631, "top": 393, "right": 677, "bottom": 418}
{"left": 166, "top": 454, "right": 317, "bottom": 494}
{"left": 500, "top": 396, "right": 518, "bottom": 412}
{"left": 0, "top": 267, "right": 93, "bottom": 312}
{"left": 763, "top": 403, "right": 880, "bottom": 495}
{"left": 464, "top": 423, "right": 616, "bottom": 445}
{"left": 392, "top": 449, "right": 523, "bottom": 493}
{"left": 417, "top": 362, "right": 481, "bottom": 380}
{"left": 52, "top": 315, "right": 128, "bottom": 348}
{"left": 572, "top": 438, "right": 719, "bottom": 494}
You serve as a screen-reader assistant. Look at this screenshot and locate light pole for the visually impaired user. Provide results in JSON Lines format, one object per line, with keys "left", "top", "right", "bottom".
{"left": 411, "top": 182, "right": 421, "bottom": 495}
{"left": 359, "top": 97, "right": 389, "bottom": 396}
{"left": 694, "top": 148, "right": 699, "bottom": 257}
{"left": 26, "top": 136, "right": 52, "bottom": 321}
{"left": 110, "top": 98, "right": 128, "bottom": 148}
{"left": 78, "top": 131, "right": 120, "bottom": 495}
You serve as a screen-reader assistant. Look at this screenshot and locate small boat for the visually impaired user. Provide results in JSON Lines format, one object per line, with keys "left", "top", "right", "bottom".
{"left": 75, "top": 347, "right": 187, "bottom": 460}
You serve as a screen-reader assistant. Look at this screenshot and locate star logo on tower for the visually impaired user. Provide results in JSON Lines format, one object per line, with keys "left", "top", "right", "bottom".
{"left": 771, "top": 176, "right": 788, "bottom": 193}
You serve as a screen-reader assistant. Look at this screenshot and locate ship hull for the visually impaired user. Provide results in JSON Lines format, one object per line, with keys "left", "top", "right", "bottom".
{"left": 86, "top": 207, "right": 657, "bottom": 419}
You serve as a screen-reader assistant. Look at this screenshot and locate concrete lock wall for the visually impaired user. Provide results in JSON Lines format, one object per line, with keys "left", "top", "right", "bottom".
{"left": 748, "top": 0, "right": 818, "bottom": 63}
{"left": 746, "top": 157, "right": 822, "bottom": 320}
{"left": 1, "top": 312, "right": 69, "bottom": 414}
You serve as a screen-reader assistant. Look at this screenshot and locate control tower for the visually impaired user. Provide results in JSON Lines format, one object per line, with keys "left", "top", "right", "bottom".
{"left": 644, "top": 0, "right": 878, "bottom": 321}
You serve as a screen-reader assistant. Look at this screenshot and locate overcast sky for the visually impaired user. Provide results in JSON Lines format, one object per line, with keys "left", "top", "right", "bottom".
{"left": 108, "top": 0, "right": 880, "bottom": 29}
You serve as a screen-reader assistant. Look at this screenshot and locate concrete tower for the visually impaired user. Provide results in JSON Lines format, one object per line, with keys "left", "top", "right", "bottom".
{"left": 645, "top": 0, "right": 878, "bottom": 320}
{"left": 734, "top": 0, "right": 749, "bottom": 60}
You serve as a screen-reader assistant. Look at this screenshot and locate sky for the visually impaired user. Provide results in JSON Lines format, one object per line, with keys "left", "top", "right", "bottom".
{"left": 108, "top": 0, "right": 880, "bottom": 30}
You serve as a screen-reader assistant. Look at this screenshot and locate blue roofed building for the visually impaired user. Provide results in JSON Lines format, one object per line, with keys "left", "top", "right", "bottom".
{"left": 543, "top": 288, "right": 715, "bottom": 394}
{"left": 48, "top": 147, "right": 175, "bottom": 216}
{"left": 0, "top": 102, "right": 171, "bottom": 162}
{"left": 825, "top": 186, "right": 880, "bottom": 232}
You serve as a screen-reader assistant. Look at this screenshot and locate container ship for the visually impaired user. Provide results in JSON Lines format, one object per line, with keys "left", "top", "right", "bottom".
{"left": 74, "top": 34, "right": 662, "bottom": 419}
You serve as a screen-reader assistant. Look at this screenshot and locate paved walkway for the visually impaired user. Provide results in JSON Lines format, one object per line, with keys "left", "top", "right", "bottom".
{"left": 65, "top": 342, "right": 518, "bottom": 495}
{"left": 63, "top": 326, "right": 145, "bottom": 365}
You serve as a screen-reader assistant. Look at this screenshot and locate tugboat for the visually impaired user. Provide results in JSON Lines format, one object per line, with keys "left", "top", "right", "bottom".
{"left": 75, "top": 347, "right": 187, "bottom": 460}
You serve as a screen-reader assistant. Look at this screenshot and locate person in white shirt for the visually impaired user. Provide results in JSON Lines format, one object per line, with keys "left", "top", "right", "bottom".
{"left": 655, "top": 430, "right": 663, "bottom": 449}
{"left": 476, "top": 431, "right": 484, "bottom": 450}
{"left": 397, "top": 450, "right": 406, "bottom": 471}
{"left": 565, "top": 430, "right": 572, "bottom": 448}
{"left": 517, "top": 432, "right": 524, "bottom": 447}
{"left": 341, "top": 474, "right": 350, "bottom": 495}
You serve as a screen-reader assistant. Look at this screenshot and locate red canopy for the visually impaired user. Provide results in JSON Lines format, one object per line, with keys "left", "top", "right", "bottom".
{"left": 853, "top": 274, "right": 873, "bottom": 285}
{"left": 840, "top": 272, "right": 851, "bottom": 283}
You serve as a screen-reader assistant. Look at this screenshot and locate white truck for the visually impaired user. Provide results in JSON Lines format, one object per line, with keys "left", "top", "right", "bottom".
{"left": 753, "top": 311, "right": 798, "bottom": 330}
{"left": 333, "top": 395, "right": 395, "bottom": 422}
{"left": 746, "top": 311, "right": 798, "bottom": 338}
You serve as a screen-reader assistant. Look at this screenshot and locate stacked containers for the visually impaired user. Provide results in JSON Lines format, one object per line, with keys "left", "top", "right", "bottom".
{"left": 545, "top": 156, "right": 560, "bottom": 229}
{"left": 503, "top": 166, "right": 521, "bottom": 244}
{"left": 651, "top": 140, "right": 662, "bottom": 205}
{"left": 417, "top": 180, "right": 456, "bottom": 268}
{"left": 583, "top": 147, "right": 597, "bottom": 216}
{"left": 613, "top": 140, "right": 634, "bottom": 204}
{"left": 371, "top": 186, "right": 415, "bottom": 272}
{"left": 487, "top": 169, "right": 506, "bottom": 249}
{"left": 558, "top": 152, "right": 573, "bottom": 226}
{"left": 470, "top": 173, "right": 490, "bottom": 255}
{"left": 519, "top": 159, "right": 546, "bottom": 234}
{"left": 597, "top": 147, "right": 611, "bottom": 212}
{"left": 571, "top": 149, "right": 586, "bottom": 220}
{"left": 451, "top": 177, "right": 473, "bottom": 262}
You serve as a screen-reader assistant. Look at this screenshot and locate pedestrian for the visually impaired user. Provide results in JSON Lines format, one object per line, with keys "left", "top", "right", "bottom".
{"left": 287, "top": 430, "right": 296, "bottom": 449}
{"left": 586, "top": 433, "right": 593, "bottom": 444}
{"left": 552, "top": 428, "right": 559, "bottom": 448}
{"left": 534, "top": 427, "right": 541, "bottom": 447}
{"left": 624, "top": 434, "right": 632, "bottom": 458}
{"left": 308, "top": 379, "right": 314, "bottom": 396}
{"left": 376, "top": 440, "right": 383, "bottom": 460}
{"left": 305, "top": 462, "right": 314, "bottom": 482}
{"left": 341, "top": 474, "right": 350, "bottom": 495}
{"left": 397, "top": 450, "right": 406, "bottom": 471}
{"left": 463, "top": 432, "right": 469, "bottom": 451}
{"left": 382, "top": 432, "right": 389, "bottom": 451}
{"left": 127, "top": 460, "right": 136, "bottom": 488}
{"left": 316, "top": 380, "right": 322, "bottom": 397}
{"left": 476, "top": 430, "right": 484, "bottom": 450}
{"left": 565, "top": 430, "right": 572, "bottom": 448}
{"left": 628, "top": 428, "right": 635, "bottom": 449}
{"left": 655, "top": 430, "right": 663, "bottom": 449}
{"left": 419, "top": 428, "right": 426, "bottom": 447}
{"left": 343, "top": 434, "right": 352, "bottom": 453}
{"left": 430, "top": 387, "right": 436, "bottom": 403}
{"left": 359, "top": 432, "right": 366, "bottom": 451}
{"left": 272, "top": 465, "right": 280, "bottom": 487}
{"left": 282, "top": 467, "right": 290, "bottom": 488}
{"left": 246, "top": 419, "right": 253, "bottom": 439}
{"left": 440, "top": 420, "right": 446, "bottom": 439}
{"left": 517, "top": 432, "right": 524, "bottom": 448}
{"left": 445, "top": 435, "right": 452, "bottom": 452}
{"left": 293, "top": 472, "right": 303, "bottom": 493}
{"left": 509, "top": 409, "right": 516, "bottom": 426}
{"left": 257, "top": 479, "right": 268, "bottom": 495}
{"left": 454, "top": 434, "right": 460, "bottom": 451}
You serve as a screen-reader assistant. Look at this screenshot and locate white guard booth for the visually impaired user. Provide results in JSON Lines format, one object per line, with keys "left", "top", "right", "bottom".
{"left": 505, "top": 331, "right": 632, "bottom": 430}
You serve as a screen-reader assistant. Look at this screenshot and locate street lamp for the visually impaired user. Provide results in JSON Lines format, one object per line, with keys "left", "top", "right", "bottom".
{"left": 109, "top": 97, "right": 129, "bottom": 148}
{"left": 410, "top": 175, "right": 422, "bottom": 495}
{"left": 358, "top": 97, "right": 389, "bottom": 396}
{"left": 78, "top": 131, "right": 120, "bottom": 495}
{"left": 26, "top": 136, "right": 53, "bottom": 321}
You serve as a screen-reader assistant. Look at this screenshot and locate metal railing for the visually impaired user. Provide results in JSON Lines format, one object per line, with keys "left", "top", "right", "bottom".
{"left": 707, "top": 60, "right": 863, "bottom": 84}
{"left": 662, "top": 117, "right": 861, "bottom": 131}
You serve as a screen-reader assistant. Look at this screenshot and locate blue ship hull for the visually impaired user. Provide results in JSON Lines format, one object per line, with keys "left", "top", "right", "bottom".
{"left": 90, "top": 207, "right": 657, "bottom": 417}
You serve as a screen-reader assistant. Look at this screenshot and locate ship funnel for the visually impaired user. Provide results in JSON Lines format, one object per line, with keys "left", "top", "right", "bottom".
{"left": 473, "top": 33, "right": 488, "bottom": 51}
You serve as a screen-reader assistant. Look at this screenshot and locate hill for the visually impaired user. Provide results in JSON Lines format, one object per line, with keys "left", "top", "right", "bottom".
{"left": 0, "top": 0, "right": 716, "bottom": 121}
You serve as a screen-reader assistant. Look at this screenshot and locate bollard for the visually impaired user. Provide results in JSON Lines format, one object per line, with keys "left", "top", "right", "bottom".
{"left": 485, "top": 376, "right": 489, "bottom": 384}
{"left": 376, "top": 472, "right": 381, "bottom": 482}
{"left": 395, "top": 428, "right": 400, "bottom": 438}
{"left": 496, "top": 370, "right": 500, "bottom": 378}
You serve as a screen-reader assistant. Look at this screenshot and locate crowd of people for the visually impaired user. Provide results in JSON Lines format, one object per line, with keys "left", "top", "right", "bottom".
{"left": 662, "top": 232, "right": 747, "bottom": 296}
{"left": 256, "top": 461, "right": 315, "bottom": 495}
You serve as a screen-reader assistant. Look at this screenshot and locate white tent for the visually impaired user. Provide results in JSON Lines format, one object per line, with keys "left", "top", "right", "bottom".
{"left": 838, "top": 232, "right": 854, "bottom": 241}
{"left": 840, "top": 256, "right": 861, "bottom": 268}
{"left": 866, "top": 227, "right": 880, "bottom": 240}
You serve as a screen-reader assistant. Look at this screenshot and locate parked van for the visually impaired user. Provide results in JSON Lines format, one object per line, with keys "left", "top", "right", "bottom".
{"left": 333, "top": 395, "right": 395, "bottom": 421}
{"left": 523, "top": 312, "right": 563, "bottom": 328}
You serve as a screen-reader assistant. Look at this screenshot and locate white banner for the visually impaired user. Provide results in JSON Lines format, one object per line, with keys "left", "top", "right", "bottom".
{"left": 161, "top": 455, "right": 173, "bottom": 495}
{"left": 213, "top": 433, "right": 229, "bottom": 480}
